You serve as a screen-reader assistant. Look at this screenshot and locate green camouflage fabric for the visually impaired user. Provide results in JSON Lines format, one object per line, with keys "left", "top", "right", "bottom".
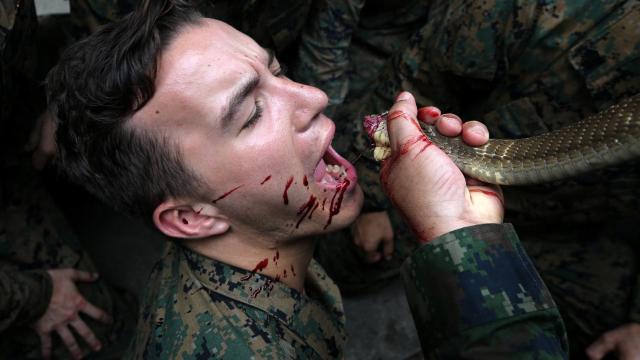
{"left": 518, "top": 221, "right": 639, "bottom": 354}
{"left": 126, "top": 241, "right": 347, "bottom": 359}
{"left": 0, "top": 160, "right": 138, "bottom": 359}
{"left": 294, "top": 0, "right": 640, "bottom": 355}
{"left": 403, "top": 223, "right": 568, "bottom": 358}
{"left": 127, "top": 227, "right": 567, "bottom": 358}
{"left": 0, "top": 265, "right": 52, "bottom": 331}
{"left": 191, "top": 0, "right": 312, "bottom": 59}
{"left": 1, "top": 2, "right": 136, "bottom": 357}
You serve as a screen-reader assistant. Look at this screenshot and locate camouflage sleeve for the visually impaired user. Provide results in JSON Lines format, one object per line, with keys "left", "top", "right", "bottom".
{"left": 402, "top": 223, "right": 568, "bottom": 359}
{"left": 291, "top": 0, "right": 366, "bottom": 113}
{"left": 0, "top": 264, "right": 52, "bottom": 331}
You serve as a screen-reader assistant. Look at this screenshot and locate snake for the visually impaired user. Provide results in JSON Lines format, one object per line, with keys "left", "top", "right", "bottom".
{"left": 364, "top": 94, "right": 640, "bottom": 185}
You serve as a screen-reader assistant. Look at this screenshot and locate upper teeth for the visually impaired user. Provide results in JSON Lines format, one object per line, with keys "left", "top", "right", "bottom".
{"left": 326, "top": 164, "right": 347, "bottom": 178}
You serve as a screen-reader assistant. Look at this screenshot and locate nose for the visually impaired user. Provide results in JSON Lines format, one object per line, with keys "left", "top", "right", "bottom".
{"left": 287, "top": 81, "right": 329, "bottom": 131}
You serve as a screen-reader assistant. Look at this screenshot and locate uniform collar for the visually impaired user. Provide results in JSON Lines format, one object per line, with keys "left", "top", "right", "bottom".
{"left": 178, "top": 243, "right": 346, "bottom": 358}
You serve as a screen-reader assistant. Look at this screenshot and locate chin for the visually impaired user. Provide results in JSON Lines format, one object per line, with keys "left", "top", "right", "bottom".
{"left": 322, "top": 184, "right": 364, "bottom": 232}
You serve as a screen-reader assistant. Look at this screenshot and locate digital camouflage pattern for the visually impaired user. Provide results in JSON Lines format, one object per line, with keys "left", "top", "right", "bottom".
{"left": 126, "top": 241, "right": 347, "bottom": 359}
{"left": 1, "top": 1, "right": 136, "bottom": 358}
{"left": 127, "top": 225, "right": 568, "bottom": 358}
{"left": 289, "top": 0, "right": 640, "bottom": 355}
{"left": 0, "top": 160, "right": 138, "bottom": 359}
{"left": 403, "top": 223, "right": 568, "bottom": 358}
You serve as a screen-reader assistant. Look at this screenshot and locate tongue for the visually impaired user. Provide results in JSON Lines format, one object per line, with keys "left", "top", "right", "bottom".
{"left": 314, "top": 158, "right": 327, "bottom": 182}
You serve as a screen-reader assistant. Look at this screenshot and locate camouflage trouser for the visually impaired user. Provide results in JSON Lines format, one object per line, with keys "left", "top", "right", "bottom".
{"left": 0, "top": 159, "right": 137, "bottom": 359}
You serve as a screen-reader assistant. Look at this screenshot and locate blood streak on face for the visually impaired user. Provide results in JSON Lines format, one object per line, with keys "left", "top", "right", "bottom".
{"left": 283, "top": 176, "right": 294, "bottom": 205}
{"left": 212, "top": 185, "right": 243, "bottom": 203}
{"left": 308, "top": 202, "right": 320, "bottom": 220}
{"left": 302, "top": 175, "right": 309, "bottom": 187}
{"left": 182, "top": 218, "right": 189, "bottom": 225}
{"left": 323, "top": 179, "right": 350, "bottom": 229}
{"left": 260, "top": 175, "right": 272, "bottom": 185}
{"left": 296, "top": 195, "right": 318, "bottom": 228}
{"left": 290, "top": 265, "right": 296, "bottom": 277}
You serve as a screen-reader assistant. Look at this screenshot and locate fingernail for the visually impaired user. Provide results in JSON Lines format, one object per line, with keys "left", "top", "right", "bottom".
{"left": 469, "top": 126, "right": 485, "bottom": 136}
{"left": 396, "top": 91, "right": 411, "bottom": 101}
{"left": 442, "top": 113, "right": 462, "bottom": 123}
{"left": 418, "top": 106, "right": 441, "bottom": 120}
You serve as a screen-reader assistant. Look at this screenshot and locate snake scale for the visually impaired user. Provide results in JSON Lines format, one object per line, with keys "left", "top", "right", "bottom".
{"left": 365, "top": 93, "right": 640, "bottom": 185}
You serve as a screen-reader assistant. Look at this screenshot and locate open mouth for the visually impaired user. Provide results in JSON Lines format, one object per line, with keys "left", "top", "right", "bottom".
{"left": 314, "top": 145, "right": 357, "bottom": 187}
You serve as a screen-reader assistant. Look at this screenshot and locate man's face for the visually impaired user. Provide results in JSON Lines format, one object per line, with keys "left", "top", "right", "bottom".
{"left": 136, "top": 19, "right": 363, "bottom": 241}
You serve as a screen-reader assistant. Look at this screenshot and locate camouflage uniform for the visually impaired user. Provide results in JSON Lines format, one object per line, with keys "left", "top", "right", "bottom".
{"left": 405, "top": 223, "right": 567, "bottom": 358}
{"left": 289, "top": 0, "right": 640, "bottom": 355}
{"left": 126, "top": 241, "right": 347, "bottom": 359}
{"left": 1, "top": 1, "right": 136, "bottom": 358}
{"left": 126, "top": 224, "right": 567, "bottom": 358}
{"left": 0, "top": 161, "right": 138, "bottom": 359}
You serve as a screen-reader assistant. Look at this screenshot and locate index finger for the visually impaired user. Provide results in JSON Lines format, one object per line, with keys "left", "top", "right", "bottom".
{"left": 79, "top": 300, "right": 113, "bottom": 324}
{"left": 386, "top": 92, "right": 422, "bottom": 151}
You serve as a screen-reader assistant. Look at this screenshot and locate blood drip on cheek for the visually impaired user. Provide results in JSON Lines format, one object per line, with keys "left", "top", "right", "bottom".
{"left": 303, "top": 175, "right": 309, "bottom": 187}
{"left": 290, "top": 265, "right": 296, "bottom": 277}
{"left": 323, "top": 179, "right": 350, "bottom": 229}
{"left": 212, "top": 185, "right": 243, "bottom": 203}
{"left": 296, "top": 195, "right": 318, "bottom": 228}
{"left": 283, "top": 176, "right": 294, "bottom": 205}
{"left": 260, "top": 175, "right": 272, "bottom": 185}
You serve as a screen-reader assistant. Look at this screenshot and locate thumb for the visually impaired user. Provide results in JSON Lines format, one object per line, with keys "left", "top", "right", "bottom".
{"left": 386, "top": 92, "right": 423, "bottom": 152}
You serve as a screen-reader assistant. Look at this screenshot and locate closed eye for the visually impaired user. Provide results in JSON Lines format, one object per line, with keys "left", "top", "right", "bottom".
{"left": 242, "top": 100, "right": 263, "bottom": 130}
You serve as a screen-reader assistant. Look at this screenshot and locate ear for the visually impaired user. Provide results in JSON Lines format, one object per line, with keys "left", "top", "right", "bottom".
{"left": 152, "top": 199, "right": 229, "bottom": 239}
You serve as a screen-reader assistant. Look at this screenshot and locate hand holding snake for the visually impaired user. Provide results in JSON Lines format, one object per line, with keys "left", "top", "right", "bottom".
{"left": 376, "top": 92, "right": 503, "bottom": 243}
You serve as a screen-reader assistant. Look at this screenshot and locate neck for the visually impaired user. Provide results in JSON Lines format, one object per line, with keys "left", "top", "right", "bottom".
{"left": 183, "top": 231, "right": 316, "bottom": 292}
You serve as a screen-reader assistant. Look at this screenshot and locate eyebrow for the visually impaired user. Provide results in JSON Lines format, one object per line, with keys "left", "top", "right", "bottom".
{"left": 218, "top": 48, "right": 276, "bottom": 130}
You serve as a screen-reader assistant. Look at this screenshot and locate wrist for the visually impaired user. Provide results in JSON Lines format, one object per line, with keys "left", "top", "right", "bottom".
{"left": 418, "top": 219, "right": 487, "bottom": 244}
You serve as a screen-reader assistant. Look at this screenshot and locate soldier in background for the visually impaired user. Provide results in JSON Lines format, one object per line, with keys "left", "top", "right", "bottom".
{"left": 1, "top": 0, "right": 136, "bottom": 358}
{"left": 287, "top": 0, "right": 640, "bottom": 358}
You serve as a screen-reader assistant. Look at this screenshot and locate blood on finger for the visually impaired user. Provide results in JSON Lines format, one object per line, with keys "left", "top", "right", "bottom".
{"left": 388, "top": 111, "right": 422, "bottom": 133}
{"left": 418, "top": 106, "right": 441, "bottom": 122}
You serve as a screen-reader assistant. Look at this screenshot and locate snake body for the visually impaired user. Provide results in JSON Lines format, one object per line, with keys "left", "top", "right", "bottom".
{"left": 366, "top": 93, "right": 640, "bottom": 185}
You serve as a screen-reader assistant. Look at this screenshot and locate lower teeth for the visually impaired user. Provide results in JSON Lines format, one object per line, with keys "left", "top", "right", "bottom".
{"left": 326, "top": 164, "right": 346, "bottom": 179}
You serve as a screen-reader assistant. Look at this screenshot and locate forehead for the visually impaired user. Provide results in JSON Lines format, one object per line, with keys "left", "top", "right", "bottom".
{"left": 135, "top": 19, "right": 267, "bottom": 128}
{"left": 157, "top": 19, "right": 266, "bottom": 86}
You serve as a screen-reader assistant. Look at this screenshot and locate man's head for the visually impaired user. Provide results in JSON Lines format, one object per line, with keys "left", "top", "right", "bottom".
{"left": 48, "top": 1, "right": 363, "bottom": 244}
